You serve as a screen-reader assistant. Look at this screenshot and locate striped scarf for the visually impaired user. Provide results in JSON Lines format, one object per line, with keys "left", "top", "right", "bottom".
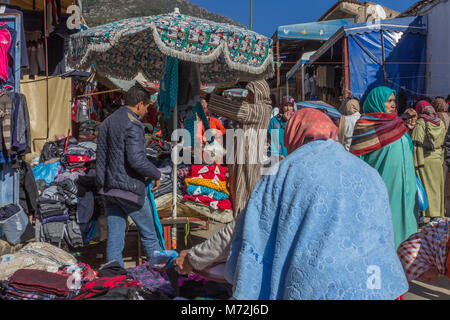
{"left": 350, "top": 113, "right": 407, "bottom": 156}
{"left": 0, "top": 94, "right": 11, "bottom": 154}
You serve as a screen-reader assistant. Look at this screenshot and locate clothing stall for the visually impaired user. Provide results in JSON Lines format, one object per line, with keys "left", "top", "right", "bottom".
{"left": 0, "top": 10, "right": 27, "bottom": 207}
{"left": 308, "top": 16, "right": 428, "bottom": 106}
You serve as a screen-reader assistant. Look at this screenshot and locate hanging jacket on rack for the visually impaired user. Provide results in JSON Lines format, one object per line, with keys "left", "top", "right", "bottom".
{"left": 19, "top": 160, "right": 38, "bottom": 217}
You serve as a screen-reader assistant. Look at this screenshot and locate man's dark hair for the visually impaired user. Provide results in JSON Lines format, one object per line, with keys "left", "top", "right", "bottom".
{"left": 125, "top": 84, "right": 151, "bottom": 107}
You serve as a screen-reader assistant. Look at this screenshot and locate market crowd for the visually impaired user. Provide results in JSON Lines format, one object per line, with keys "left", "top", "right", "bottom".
{"left": 1, "top": 77, "right": 449, "bottom": 300}
{"left": 174, "top": 83, "right": 450, "bottom": 299}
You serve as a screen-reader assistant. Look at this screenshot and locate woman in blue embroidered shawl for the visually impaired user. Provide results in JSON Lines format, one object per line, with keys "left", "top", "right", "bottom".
{"left": 225, "top": 108, "right": 408, "bottom": 300}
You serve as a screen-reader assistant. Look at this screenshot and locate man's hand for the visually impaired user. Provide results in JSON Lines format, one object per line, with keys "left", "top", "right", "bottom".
{"left": 174, "top": 249, "right": 194, "bottom": 275}
{"left": 151, "top": 179, "right": 161, "bottom": 191}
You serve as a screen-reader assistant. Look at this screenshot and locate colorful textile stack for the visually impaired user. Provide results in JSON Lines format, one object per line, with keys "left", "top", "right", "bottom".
{"left": 183, "top": 165, "right": 231, "bottom": 211}
{"left": 0, "top": 269, "right": 74, "bottom": 300}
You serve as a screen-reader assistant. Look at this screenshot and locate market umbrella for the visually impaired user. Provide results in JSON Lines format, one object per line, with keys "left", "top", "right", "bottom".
{"left": 67, "top": 12, "right": 274, "bottom": 84}
{"left": 296, "top": 101, "right": 342, "bottom": 121}
{"left": 67, "top": 10, "right": 274, "bottom": 248}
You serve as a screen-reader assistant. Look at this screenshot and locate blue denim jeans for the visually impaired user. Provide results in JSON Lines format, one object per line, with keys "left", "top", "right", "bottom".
{"left": 105, "top": 195, "right": 161, "bottom": 267}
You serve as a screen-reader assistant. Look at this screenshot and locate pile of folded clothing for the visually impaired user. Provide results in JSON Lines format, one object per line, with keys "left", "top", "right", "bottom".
{"left": 39, "top": 137, "right": 78, "bottom": 164}
{"left": 146, "top": 138, "right": 171, "bottom": 156}
{"left": 0, "top": 269, "right": 76, "bottom": 300}
{"left": 78, "top": 120, "right": 98, "bottom": 142}
{"left": 35, "top": 179, "right": 84, "bottom": 249}
{"left": 150, "top": 158, "right": 186, "bottom": 199}
{"left": 65, "top": 144, "right": 96, "bottom": 159}
{"left": 183, "top": 165, "right": 232, "bottom": 211}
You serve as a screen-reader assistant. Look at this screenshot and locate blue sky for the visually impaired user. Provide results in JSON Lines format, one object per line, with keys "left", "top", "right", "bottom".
{"left": 189, "top": 0, "right": 419, "bottom": 37}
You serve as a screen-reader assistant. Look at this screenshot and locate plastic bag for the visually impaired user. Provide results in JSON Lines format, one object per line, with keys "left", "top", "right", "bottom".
{"left": 149, "top": 250, "right": 179, "bottom": 269}
{"left": 32, "top": 162, "right": 62, "bottom": 185}
{"left": 416, "top": 176, "right": 428, "bottom": 212}
{"left": 0, "top": 206, "right": 30, "bottom": 245}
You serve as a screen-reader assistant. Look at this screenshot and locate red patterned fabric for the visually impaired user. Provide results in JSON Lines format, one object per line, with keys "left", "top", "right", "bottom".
{"left": 184, "top": 195, "right": 232, "bottom": 211}
{"left": 190, "top": 165, "right": 227, "bottom": 181}
{"left": 72, "top": 275, "right": 141, "bottom": 300}
{"left": 397, "top": 218, "right": 450, "bottom": 281}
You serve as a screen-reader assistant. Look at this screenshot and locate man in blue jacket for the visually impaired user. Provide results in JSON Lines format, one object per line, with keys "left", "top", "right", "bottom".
{"left": 96, "top": 84, "right": 162, "bottom": 267}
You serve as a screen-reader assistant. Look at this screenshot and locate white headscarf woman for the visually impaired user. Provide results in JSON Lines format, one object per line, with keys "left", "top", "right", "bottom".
{"left": 338, "top": 98, "right": 361, "bottom": 151}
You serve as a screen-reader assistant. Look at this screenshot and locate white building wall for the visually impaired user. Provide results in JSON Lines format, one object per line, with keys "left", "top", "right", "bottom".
{"left": 424, "top": 0, "right": 450, "bottom": 97}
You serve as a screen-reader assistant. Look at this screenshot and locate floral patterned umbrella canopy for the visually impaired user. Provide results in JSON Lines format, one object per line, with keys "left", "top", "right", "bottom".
{"left": 67, "top": 12, "right": 274, "bottom": 84}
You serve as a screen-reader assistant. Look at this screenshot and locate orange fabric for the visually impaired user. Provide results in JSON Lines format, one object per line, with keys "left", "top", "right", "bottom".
{"left": 284, "top": 109, "right": 338, "bottom": 154}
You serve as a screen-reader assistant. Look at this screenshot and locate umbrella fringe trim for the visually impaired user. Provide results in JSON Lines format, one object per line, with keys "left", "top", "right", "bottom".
{"left": 69, "top": 22, "right": 275, "bottom": 79}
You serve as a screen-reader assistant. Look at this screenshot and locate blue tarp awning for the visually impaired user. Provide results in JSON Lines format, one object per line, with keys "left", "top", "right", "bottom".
{"left": 309, "top": 16, "right": 428, "bottom": 101}
{"left": 275, "top": 19, "right": 353, "bottom": 41}
{"left": 310, "top": 16, "right": 428, "bottom": 64}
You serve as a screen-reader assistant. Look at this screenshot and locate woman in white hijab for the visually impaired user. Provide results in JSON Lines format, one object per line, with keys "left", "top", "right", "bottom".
{"left": 338, "top": 98, "right": 361, "bottom": 151}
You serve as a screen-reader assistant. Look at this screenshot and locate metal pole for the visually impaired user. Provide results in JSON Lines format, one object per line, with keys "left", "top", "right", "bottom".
{"left": 342, "top": 37, "right": 350, "bottom": 98}
{"left": 250, "top": 0, "right": 253, "bottom": 30}
{"left": 44, "top": 0, "right": 49, "bottom": 140}
{"left": 286, "top": 79, "right": 289, "bottom": 98}
{"left": 301, "top": 64, "right": 305, "bottom": 101}
{"left": 380, "top": 30, "right": 387, "bottom": 86}
{"left": 172, "top": 105, "right": 178, "bottom": 250}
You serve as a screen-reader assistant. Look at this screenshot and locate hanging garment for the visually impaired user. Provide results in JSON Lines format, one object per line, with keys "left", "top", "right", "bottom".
{"left": 36, "top": 42, "right": 45, "bottom": 73}
{"left": 0, "top": 26, "right": 12, "bottom": 83}
{"left": 0, "top": 93, "right": 12, "bottom": 155}
{"left": 76, "top": 99, "right": 91, "bottom": 123}
{"left": 158, "top": 56, "right": 178, "bottom": 119}
{"left": 19, "top": 160, "right": 38, "bottom": 216}
{"left": 3, "top": 7, "right": 28, "bottom": 68}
